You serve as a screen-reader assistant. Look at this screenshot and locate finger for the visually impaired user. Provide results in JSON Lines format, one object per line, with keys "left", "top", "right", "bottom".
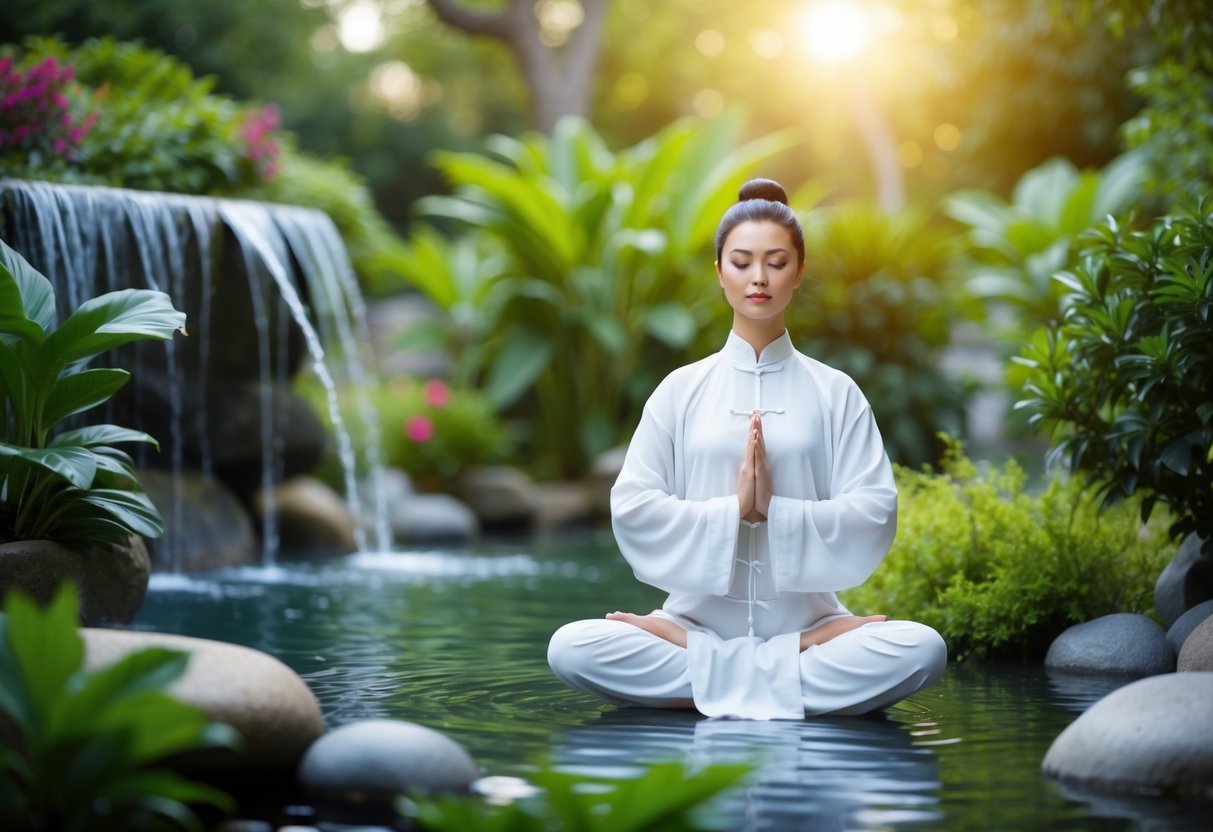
{"left": 606, "top": 611, "right": 637, "bottom": 621}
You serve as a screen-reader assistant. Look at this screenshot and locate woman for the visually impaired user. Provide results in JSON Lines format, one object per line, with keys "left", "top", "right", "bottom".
{"left": 548, "top": 179, "right": 946, "bottom": 719}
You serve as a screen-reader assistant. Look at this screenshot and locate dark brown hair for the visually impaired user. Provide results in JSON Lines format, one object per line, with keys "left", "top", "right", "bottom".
{"left": 713, "top": 178, "right": 805, "bottom": 267}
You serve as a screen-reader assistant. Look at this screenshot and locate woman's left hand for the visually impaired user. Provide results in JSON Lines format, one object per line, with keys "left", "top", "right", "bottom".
{"left": 606, "top": 611, "right": 688, "bottom": 648}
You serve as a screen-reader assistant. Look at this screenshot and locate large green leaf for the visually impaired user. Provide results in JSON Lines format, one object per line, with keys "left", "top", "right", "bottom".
{"left": 643, "top": 303, "right": 697, "bottom": 349}
{"left": 0, "top": 614, "right": 35, "bottom": 734}
{"left": 0, "top": 341, "right": 33, "bottom": 437}
{"left": 0, "top": 443, "right": 97, "bottom": 489}
{"left": 77, "top": 488, "right": 165, "bottom": 539}
{"left": 4, "top": 584, "right": 84, "bottom": 727}
{"left": 42, "top": 368, "right": 131, "bottom": 428}
{"left": 483, "top": 329, "right": 554, "bottom": 410}
{"left": 50, "top": 424, "right": 158, "bottom": 450}
{"left": 43, "top": 288, "right": 186, "bottom": 369}
{"left": 0, "top": 239, "right": 55, "bottom": 341}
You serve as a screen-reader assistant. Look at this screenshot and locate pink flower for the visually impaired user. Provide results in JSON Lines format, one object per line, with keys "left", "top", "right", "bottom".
{"left": 423, "top": 379, "right": 450, "bottom": 408}
{"left": 405, "top": 415, "right": 435, "bottom": 443}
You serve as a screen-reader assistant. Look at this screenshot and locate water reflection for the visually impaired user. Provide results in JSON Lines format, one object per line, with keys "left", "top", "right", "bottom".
{"left": 553, "top": 707, "right": 942, "bottom": 831}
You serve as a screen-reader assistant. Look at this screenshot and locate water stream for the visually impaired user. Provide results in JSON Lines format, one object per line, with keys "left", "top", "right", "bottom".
{"left": 134, "top": 535, "right": 1209, "bottom": 832}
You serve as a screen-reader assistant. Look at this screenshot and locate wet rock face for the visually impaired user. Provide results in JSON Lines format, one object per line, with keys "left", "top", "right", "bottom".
{"left": 1155, "top": 534, "right": 1213, "bottom": 628}
{"left": 1167, "top": 599, "right": 1213, "bottom": 657}
{"left": 0, "top": 536, "right": 150, "bottom": 625}
{"left": 297, "top": 719, "right": 480, "bottom": 803}
{"left": 139, "top": 470, "right": 259, "bottom": 572}
{"left": 1178, "top": 615, "right": 1213, "bottom": 672}
{"left": 1045, "top": 613, "right": 1175, "bottom": 678}
{"left": 1042, "top": 672, "right": 1213, "bottom": 798}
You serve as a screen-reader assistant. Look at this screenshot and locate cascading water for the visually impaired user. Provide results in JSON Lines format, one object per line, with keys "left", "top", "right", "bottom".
{"left": 0, "top": 179, "right": 391, "bottom": 565}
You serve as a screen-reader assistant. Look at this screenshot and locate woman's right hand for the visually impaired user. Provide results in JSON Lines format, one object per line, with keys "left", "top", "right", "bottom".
{"left": 737, "top": 411, "right": 772, "bottom": 522}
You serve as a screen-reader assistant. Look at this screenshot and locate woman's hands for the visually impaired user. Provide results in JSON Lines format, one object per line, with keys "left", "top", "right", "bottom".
{"left": 606, "top": 611, "right": 688, "bottom": 648}
{"left": 799, "top": 615, "right": 886, "bottom": 651}
{"left": 737, "top": 411, "right": 773, "bottom": 522}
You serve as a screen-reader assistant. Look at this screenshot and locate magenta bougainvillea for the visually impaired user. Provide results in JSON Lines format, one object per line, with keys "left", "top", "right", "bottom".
{"left": 0, "top": 55, "right": 97, "bottom": 162}
{"left": 240, "top": 102, "right": 281, "bottom": 181}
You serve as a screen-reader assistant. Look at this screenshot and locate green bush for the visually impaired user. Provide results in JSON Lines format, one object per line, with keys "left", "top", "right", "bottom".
{"left": 1015, "top": 202, "right": 1213, "bottom": 553}
{"left": 0, "top": 583, "right": 236, "bottom": 831}
{"left": 839, "top": 438, "right": 1176, "bottom": 661}
{"left": 297, "top": 374, "right": 512, "bottom": 492}
{"left": 788, "top": 202, "right": 973, "bottom": 467}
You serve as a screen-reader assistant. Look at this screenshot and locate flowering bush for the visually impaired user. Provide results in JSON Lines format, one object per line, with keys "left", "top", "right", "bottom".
{"left": 240, "top": 103, "right": 281, "bottom": 182}
{"left": 0, "top": 54, "right": 97, "bottom": 173}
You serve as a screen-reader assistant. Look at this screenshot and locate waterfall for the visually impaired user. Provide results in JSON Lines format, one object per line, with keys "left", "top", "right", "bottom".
{"left": 0, "top": 179, "right": 390, "bottom": 565}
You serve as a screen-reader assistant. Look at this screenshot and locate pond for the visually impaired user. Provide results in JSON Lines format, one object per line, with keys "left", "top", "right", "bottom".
{"left": 134, "top": 531, "right": 1207, "bottom": 831}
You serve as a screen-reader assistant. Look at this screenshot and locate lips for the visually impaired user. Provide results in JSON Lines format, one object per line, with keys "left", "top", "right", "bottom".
{"left": 746, "top": 293, "right": 772, "bottom": 301}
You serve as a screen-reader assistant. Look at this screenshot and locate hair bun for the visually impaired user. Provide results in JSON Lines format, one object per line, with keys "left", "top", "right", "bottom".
{"left": 738, "top": 178, "right": 788, "bottom": 205}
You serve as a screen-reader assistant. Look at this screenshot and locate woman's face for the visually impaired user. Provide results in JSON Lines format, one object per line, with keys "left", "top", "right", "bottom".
{"left": 716, "top": 220, "right": 804, "bottom": 324}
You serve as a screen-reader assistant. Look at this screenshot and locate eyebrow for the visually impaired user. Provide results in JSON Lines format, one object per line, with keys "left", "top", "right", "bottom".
{"left": 727, "top": 248, "right": 790, "bottom": 256}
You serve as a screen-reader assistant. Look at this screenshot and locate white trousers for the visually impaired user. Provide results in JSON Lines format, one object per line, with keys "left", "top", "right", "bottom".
{"left": 548, "top": 618, "right": 947, "bottom": 717}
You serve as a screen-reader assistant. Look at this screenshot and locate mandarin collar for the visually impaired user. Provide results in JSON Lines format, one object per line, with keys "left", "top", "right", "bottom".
{"left": 723, "top": 329, "right": 794, "bottom": 368}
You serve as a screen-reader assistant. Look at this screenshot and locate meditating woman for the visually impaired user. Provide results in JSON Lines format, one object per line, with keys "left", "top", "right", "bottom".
{"left": 547, "top": 178, "right": 947, "bottom": 720}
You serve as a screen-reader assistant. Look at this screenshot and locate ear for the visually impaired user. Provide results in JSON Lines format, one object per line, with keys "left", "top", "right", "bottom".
{"left": 793, "top": 261, "right": 805, "bottom": 290}
{"left": 715, "top": 260, "right": 724, "bottom": 287}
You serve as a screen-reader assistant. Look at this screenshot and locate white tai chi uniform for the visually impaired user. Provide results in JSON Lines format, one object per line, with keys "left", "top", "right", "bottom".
{"left": 548, "top": 330, "right": 946, "bottom": 719}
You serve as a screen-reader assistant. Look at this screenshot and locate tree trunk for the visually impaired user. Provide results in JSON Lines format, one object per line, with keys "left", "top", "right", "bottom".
{"left": 425, "top": 0, "right": 609, "bottom": 134}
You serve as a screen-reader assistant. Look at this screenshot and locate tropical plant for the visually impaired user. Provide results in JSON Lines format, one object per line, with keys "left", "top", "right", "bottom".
{"left": 0, "top": 237, "right": 185, "bottom": 546}
{"left": 0, "top": 583, "right": 236, "bottom": 831}
{"left": 1014, "top": 202, "right": 1213, "bottom": 554}
{"left": 400, "top": 759, "right": 750, "bottom": 832}
{"left": 839, "top": 437, "right": 1177, "bottom": 661}
{"left": 396, "top": 112, "right": 797, "bottom": 478}
{"left": 788, "top": 201, "right": 972, "bottom": 467}
{"left": 945, "top": 151, "right": 1147, "bottom": 332}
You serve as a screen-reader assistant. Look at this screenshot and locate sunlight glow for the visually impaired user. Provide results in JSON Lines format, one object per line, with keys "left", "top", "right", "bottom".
{"left": 338, "top": 0, "right": 386, "bottom": 53}
{"left": 801, "top": 2, "right": 871, "bottom": 62}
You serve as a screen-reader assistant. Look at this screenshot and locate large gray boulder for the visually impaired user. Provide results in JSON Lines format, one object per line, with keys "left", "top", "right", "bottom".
{"left": 299, "top": 719, "right": 479, "bottom": 802}
{"left": 1042, "top": 673, "right": 1213, "bottom": 797}
{"left": 0, "top": 536, "right": 150, "bottom": 625}
{"left": 258, "top": 475, "right": 359, "bottom": 557}
{"left": 459, "top": 465, "right": 538, "bottom": 527}
{"left": 82, "top": 628, "right": 324, "bottom": 774}
{"left": 1166, "top": 599, "right": 1213, "bottom": 656}
{"left": 140, "top": 469, "right": 258, "bottom": 572}
{"left": 1045, "top": 613, "right": 1174, "bottom": 677}
{"left": 1155, "top": 534, "right": 1213, "bottom": 628}
{"left": 1178, "top": 615, "right": 1213, "bottom": 672}
{"left": 388, "top": 493, "right": 479, "bottom": 543}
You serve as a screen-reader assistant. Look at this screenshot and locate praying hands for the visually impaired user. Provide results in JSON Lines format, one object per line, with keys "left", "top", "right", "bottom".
{"left": 737, "top": 410, "right": 774, "bottom": 523}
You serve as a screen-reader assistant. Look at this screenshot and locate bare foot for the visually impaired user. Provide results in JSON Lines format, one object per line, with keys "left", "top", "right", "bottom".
{"left": 799, "top": 614, "right": 887, "bottom": 651}
{"left": 606, "top": 611, "right": 689, "bottom": 648}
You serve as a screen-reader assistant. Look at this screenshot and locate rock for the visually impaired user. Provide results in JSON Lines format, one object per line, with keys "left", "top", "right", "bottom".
{"left": 258, "top": 476, "right": 359, "bottom": 557}
{"left": 140, "top": 469, "right": 259, "bottom": 572}
{"left": 1167, "top": 599, "right": 1213, "bottom": 656}
{"left": 459, "top": 466, "right": 538, "bottom": 527}
{"left": 534, "top": 481, "right": 596, "bottom": 531}
{"left": 0, "top": 536, "right": 150, "bottom": 625}
{"left": 1154, "top": 534, "right": 1213, "bottom": 628}
{"left": 1178, "top": 615, "right": 1213, "bottom": 672}
{"left": 82, "top": 628, "right": 324, "bottom": 774}
{"left": 388, "top": 493, "right": 479, "bottom": 543}
{"left": 298, "top": 719, "right": 479, "bottom": 802}
{"left": 207, "top": 383, "right": 330, "bottom": 495}
{"left": 588, "top": 446, "right": 628, "bottom": 519}
{"left": 1045, "top": 613, "right": 1174, "bottom": 677}
{"left": 1042, "top": 672, "right": 1213, "bottom": 797}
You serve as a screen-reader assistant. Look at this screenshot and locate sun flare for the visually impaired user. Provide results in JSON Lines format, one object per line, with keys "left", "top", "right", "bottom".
{"left": 801, "top": 1, "right": 871, "bottom": 62}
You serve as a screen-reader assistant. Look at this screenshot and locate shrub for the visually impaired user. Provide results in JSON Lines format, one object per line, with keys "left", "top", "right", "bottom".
{"left": 788, "top": 202, "right": 973, "bottom": 467}
{"left": 0, "top": 583, "right": 236, "bottom": 831}
{"left": 839, "top": 438, "right": 1176, "bottom": 661}
{"left": 297, "top": 375, "right": 512, "bottom": 492}
{"left": 1015, "top": 202, "right": 1213, "bottom": 554}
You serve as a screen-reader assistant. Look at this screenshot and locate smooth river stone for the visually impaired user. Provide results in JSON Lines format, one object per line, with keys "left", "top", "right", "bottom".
{"left": 82, "top": 628, "right": 324, "bottom": 773}
{"left": 1044, "top": 613, "right": 1174, "bottom": 677}
{"left": 1042, "top": 672, "right": 1213, "bottom": 797}
{"left": 298, "top": 719, "right": 480, "bottom": 801}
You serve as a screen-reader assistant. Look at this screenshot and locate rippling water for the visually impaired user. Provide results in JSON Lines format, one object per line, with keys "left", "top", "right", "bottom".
{"left": 134, "top": 533, "right": 1207, "bottom": 831}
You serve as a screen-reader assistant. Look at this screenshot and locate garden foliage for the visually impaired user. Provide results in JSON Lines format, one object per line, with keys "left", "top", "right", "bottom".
{"left": 788, "top": 202, "right": 972, "bottom": 467}
{"left": 1015, "top": 202, "right": 1213, "bottom": 552}
{"left": 401, "top": 759, "right": 750, "bottom": 832}
{"left": 0, "top": 583, "right": 236, "bottom": 831}
{"left": 392, "top": 113, "right": 797, "bottom": 478}
{"left": 0, "top": 238, "right": 184, "bottom": 546}
{"left": 839, "top": 438, "right": 1176, "bottom": 661}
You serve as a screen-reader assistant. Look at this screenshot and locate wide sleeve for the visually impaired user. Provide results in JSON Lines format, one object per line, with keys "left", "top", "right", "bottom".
{"left": 766, "top": 389, "right": 896, "bottom": 593}
{"left": 610, "top": 390, "right": 740, "bottom": 597}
